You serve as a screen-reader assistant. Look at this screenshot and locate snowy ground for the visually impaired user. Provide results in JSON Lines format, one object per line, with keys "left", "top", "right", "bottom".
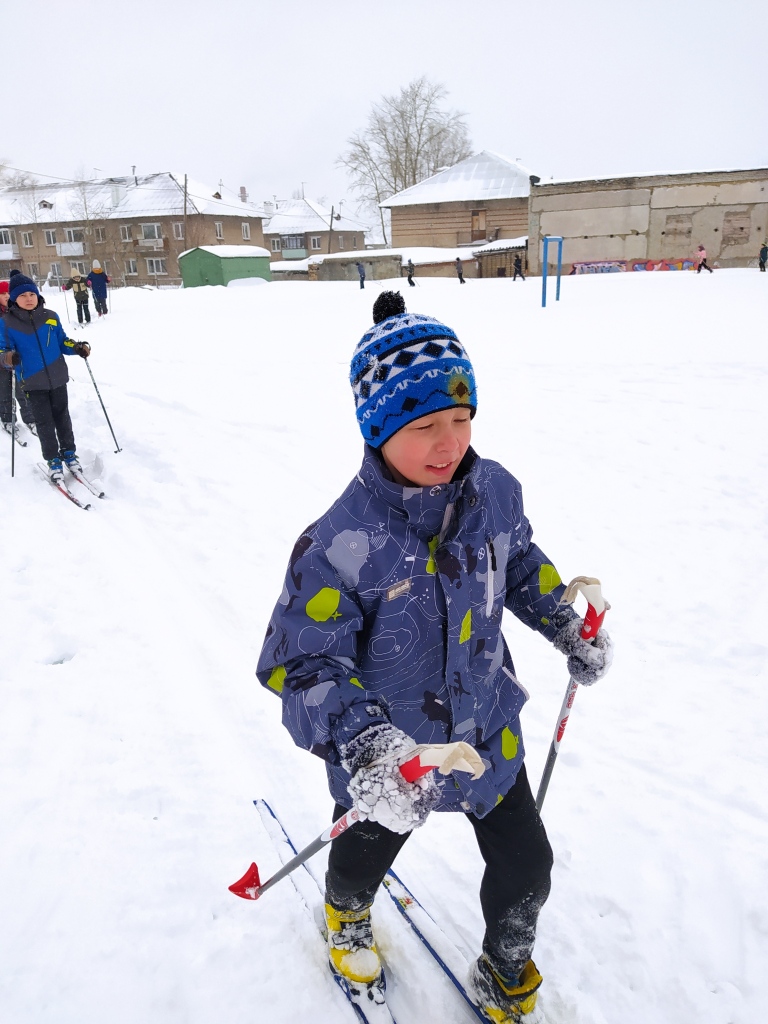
{"left": 1, "top": 270, "right": 766, "bottom": 1024}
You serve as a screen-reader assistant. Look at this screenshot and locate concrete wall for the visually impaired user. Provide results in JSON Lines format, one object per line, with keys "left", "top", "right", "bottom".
{"left": 316, "top": 255, "right": 402, "bottom": 282}
{"left": 528, "top": 169, "right": 768, "bottom": 274}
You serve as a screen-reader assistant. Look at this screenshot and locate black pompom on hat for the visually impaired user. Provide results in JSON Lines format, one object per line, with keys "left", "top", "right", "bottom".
{"left": 372, "top": 290, "right": 406, "bottom": 324}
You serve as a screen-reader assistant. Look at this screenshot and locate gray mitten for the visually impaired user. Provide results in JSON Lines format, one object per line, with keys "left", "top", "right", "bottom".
{"left": 552, "top": 614, "right": 614, "bottom": 685}
{"left": 343, "top": 723, "right": 440, "bottom": 834}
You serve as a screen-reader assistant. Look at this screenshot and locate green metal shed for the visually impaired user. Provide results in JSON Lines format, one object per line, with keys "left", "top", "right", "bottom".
{"left": 179, "top": 245, "right": 271, "bottom": 287}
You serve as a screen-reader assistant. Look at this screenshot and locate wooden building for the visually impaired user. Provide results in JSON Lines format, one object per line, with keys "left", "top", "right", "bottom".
{"left": 381, "top": 152, "right": 536, "bottom": 248}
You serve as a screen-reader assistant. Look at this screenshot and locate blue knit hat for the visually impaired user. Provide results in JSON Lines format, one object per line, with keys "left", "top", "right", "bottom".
{"left": 9, "top": 273, "right": 40, "bottom": 303}
{"left": 350, "top": 308, "right": 477, "bottom": 448}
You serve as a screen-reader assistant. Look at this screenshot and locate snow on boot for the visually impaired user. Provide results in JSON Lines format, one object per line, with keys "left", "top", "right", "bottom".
{"left": 46, "top": 458, "right": 65, "bottom": 484}
{"left": 469, "top": 955, "right": 543, "bottom": 1023}
{"left": 27, "top": 422, "right": 38, "bottom": 436}
{"left": 61, "top": 449, "right": 83, "bottom": 473}
{"left": 325, "top": 902, "right": 383, "bottom": 987}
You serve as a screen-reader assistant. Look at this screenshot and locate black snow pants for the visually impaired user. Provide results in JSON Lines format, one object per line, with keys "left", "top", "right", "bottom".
{"left": 1, "top": 369, "right": 35, "bottom": 427}
{"left": 76, "top": 298, "right": 91, "bottom": 323}
{"left": 697, "top": 259, "right": 713, "bottom": 274}
{"left": 25, "top": 384, "right": 76, "bottom": 462}
{"left": 325, "top": 764, "right": 553, "bottom": 980}
{"left": 94, "top": 295, "right": 108, "bottom": 315}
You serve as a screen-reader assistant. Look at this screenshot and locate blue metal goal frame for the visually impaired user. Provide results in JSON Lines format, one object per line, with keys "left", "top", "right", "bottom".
{"left": 541, "top": 235, "right": 563, "bottom": 307}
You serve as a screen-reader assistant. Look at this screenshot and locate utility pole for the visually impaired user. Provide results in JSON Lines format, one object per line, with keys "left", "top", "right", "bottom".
{"left": 183, "top": 174, "right": 188, "bottom": 249}
{"left": 327, "top": 206, "right": 334, "bottom": 254}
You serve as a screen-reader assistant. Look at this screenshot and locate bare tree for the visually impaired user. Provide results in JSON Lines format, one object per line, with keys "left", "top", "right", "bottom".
{"left": 339, "top": 77, "right": 472, "bottom": 244}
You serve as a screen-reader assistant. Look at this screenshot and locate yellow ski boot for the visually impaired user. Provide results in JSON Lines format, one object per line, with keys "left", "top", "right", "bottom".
{"left": 325, "top": 902, "right": 383, "bottom": 987}
{"left": 469, "top": 955, "right": 543, "bottom": 1022}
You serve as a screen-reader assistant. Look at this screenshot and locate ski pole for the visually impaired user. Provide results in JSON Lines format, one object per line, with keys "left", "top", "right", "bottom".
{"left": 83, "top": 357, "right": 122, "bottom": 453}
{"left": 535, "top": 577, "right": 609, "bottom": 813}
{"left": 229, "top": 741, "right": 485, "bottom": 901}
{"left": 10, "top": 369, "right": 16, "bottom": 478}
{"left": 62, "top": 286, "right": 71, "bottom": 323}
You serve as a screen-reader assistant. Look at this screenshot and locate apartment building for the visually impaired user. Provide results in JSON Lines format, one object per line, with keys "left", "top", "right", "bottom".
{"left": 0, "top": 172, "right": 265, "bottom": 286}
{"left": 263, "top": 197, "right": 368, "bottom": 261}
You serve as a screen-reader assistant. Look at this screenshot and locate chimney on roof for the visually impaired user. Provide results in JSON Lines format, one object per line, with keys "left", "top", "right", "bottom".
{"left": 239, "top": 186, "right": 248, "bottom": 203}
{"left": 263, "top": 200, "right": 275, "bottom": 219}
{"left": 111, "top": 182, "right": 127, "bottom": 207}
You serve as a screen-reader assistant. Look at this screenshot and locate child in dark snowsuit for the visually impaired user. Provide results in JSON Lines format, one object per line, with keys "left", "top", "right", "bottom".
{"left": 86, "top": 260, "right": 110, "bottom": 315}
{"left": 0, "top": 273, "right": 91, "bottom": 481}
{"left": 257, "top": 291, "right": 613, "bottom": 1022}
{"left": 63, "top": 271, "right": 91, "bottom": 323}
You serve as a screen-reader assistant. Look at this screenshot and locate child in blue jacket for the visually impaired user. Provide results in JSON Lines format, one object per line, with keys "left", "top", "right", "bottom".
{"left": 0, "top": 273, "right": 90, "bottom": 481}
{"left": 257, "top": 292, "right": 612, "bottom": 1022}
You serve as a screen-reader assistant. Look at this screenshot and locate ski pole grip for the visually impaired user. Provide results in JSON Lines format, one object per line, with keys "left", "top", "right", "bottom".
{"left": 580, "top": 601, "right": 606, "bottom": 641}
{"left": 399, "top": 755, "right": 434, "bottom": 783}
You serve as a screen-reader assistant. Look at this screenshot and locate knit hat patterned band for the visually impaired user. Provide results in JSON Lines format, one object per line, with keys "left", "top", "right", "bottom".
{"left": 350, "top": 312, "right": 477, "bottom": 448}
{"left": 9, "top": 273, "right": 40, "bottom": 302}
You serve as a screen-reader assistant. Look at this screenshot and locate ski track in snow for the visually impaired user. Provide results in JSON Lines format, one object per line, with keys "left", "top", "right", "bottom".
{"left": 1, "top": 271, "right": 766, "bottom": 1024}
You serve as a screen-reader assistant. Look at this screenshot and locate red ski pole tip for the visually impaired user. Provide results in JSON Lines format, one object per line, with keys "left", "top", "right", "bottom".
{"left": 228, "top": 863, "right": 262, "bottom": 900}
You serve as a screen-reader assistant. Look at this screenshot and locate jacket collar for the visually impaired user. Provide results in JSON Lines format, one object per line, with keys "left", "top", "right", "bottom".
{"left": 357, "top": 445, "right": 483, "bottom": 536}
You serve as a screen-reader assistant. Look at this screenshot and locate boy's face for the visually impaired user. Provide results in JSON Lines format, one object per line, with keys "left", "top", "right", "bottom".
{"left": 16, "top": 292, "right": 39, "bottom": 310}
{"left": 381, "top": 407, "right": 472, "bottom": 488}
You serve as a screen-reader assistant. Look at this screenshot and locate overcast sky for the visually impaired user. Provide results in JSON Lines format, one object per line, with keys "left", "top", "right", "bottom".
{"left": 4, "top": 0, "right": 766, "bottom": 218}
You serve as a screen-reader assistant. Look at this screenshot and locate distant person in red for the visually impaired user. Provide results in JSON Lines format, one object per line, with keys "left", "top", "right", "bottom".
{"left": 696, "top": 245, "right": 713, "bottom": 274}
{"left": 87, "top": 259, "right": 111, "bottom": 315}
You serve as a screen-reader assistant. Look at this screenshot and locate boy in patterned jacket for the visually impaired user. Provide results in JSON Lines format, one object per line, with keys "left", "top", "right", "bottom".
{"left": 257, "top": 292, "right": 613, "bottom": 1022}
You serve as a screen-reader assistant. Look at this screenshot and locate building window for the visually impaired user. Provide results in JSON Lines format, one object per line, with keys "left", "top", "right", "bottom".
{"left": 338, "top": 235, "right": 344, "bottom": 249}
{"left": 125, "top": 259, "right": 138, "bottom": 276}
{"left": 49, "top": 262, "right": 63, "bottom": 283}
{"left": 39, "top": 200, "right": 53, "bottom": 210}
{"left": 44, "top": 229, "right": 57, "bottom": 246}
{"left": 282, "top": 235, "right": 303, "bottom": 249}
{"left": 146, "top": 258, "right": 167, "bottom": 276}
{"left": 141, "top": 223, "right": 162, "bottom": 241}
{"left": 70, "top": 261, "right": 87, "bottom": 275}
{"left": 22, "top": 231, "right": 34, "bottom": 247}
{"left": 310, "top": 236, "right": 321, "bottom": 250}
{"left": 65, "top": 227, "right": 85, "bottom": 243}
{"left": 173, "top": 222, "right": 184, "bottom": 240}
{"left": 28, "top": 262, "right": 39, "bottom": 279}
{"left": 120, "top": 225, "right": 132, "bottom": 242}
{"left": 270, "top": 238, "right": 281, "bottom": 252}
{"left": 0, "top": 228, "right": 12, "bottom": 245}
{"left": 352, "top": 236, "right": 357, "bottom": 248}
{"left": 241, "top": 222, "right": 251, "bottom": 240}
{"left": 215, "top": 222, "right": 224, "bottom": 240}
{"left": 95, "top": 226, "right": 106, "bottom": 243}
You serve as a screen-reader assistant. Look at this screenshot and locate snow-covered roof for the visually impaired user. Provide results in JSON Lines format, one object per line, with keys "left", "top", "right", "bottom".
{"left": 380, "top": 151, "right": 535, "bottom": 209}
{"left": 263, "top": 197, "right": 367, "bottom": 236}
{"left": 472, "top": 236, "right": 527, "bottom": 254}
{"left": 0, "top": 172, "right": 264, "bottom": 226}
{"left": 537, "top": 166, "right": 768, "bottom": 187}
{"left": 180, "top": 245, "right": 270, "bottom": 259}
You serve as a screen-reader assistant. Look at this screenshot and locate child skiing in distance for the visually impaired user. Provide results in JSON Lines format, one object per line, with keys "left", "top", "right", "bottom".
{"left": 257, "top": 290, "right": 613, "bottom": 1022}
{"left": 0, "top": 273, "right": 91, "bottom": 481}
{"left": 696, "top": 244, "right": 713, "bottom": 274}
{"left": 63, "top": 270, "right": 91, "bottom": 323}
{"left": 86, "top": 259, "right": 110, "bottom": 315}
{"left": 455, "top": 256, "right": 465, "bottom": 283}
